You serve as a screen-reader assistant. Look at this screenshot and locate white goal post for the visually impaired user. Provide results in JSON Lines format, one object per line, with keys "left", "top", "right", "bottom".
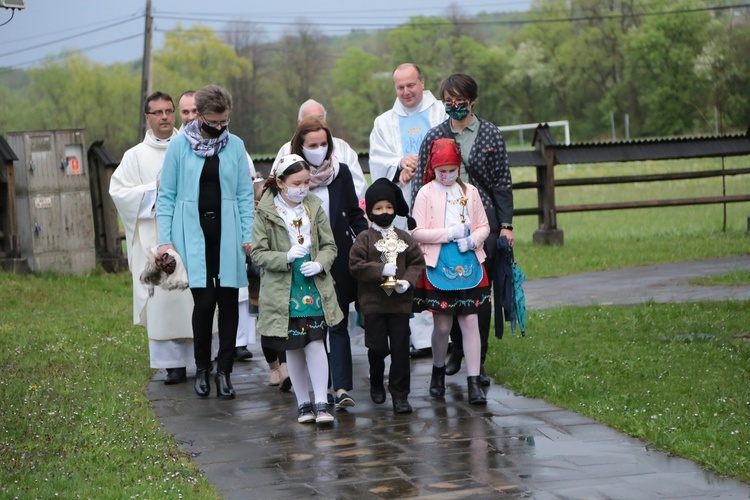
{"left": 497, "top": 120, "right": 570, "bottom": 146}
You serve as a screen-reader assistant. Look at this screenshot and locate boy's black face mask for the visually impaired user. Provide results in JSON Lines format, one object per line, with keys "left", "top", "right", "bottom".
{"left": 369, "top": 212, "right": 397, "bottom": 228}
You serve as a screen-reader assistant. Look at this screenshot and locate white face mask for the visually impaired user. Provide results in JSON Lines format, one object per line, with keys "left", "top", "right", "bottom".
{"left": 436, "top": 170, "right": 459, "bottom": 186}
{"left": 284, "top": 185, "right": 309, "bottom": 204}
{"left": 302, "top": 145, "right": 328, "bottom": 167}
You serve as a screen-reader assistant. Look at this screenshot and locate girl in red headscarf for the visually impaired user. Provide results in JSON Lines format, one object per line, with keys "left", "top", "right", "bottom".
{"left": 411, "top": 137, "right": 491, "bottom": 405}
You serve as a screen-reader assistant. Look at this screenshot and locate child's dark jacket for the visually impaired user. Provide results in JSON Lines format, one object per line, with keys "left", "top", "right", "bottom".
{"left": 349, "top": 227, "right": 425, "bottom": 316}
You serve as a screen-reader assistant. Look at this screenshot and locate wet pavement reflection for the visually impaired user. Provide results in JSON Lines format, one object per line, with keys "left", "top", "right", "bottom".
{"left": 149, "top": 258, "right": 750, "bottom": 498}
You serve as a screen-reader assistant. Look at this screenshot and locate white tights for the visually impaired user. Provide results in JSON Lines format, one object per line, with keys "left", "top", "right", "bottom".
{"left": 431, "top": 314, "right": 481, "bottom": 376}
{"left": 286, "top": 339, "right": 330, "bottom": 406}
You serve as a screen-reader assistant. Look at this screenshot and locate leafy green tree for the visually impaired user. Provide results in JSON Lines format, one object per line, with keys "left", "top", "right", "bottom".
{"left": 330, "top": 48, "right": 391, "bottom": 149}
{"left": 623, "top": 2, "right": 710, "bottom": 135}
{"left": 7, "top": 54, "right": 139, "bottom": 157}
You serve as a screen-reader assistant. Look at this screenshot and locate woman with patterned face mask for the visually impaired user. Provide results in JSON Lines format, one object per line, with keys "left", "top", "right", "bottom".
{"left": 290, "top": 117, "right": 369, "bottom": 410}
{"left": 251, "top": 154, "right": 344, "bottom": 425}
{"left": 409, "top": 73, "right": 515, "bottom": 389}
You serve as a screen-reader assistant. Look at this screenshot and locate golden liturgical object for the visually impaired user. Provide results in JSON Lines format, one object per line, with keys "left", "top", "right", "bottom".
{"left": 459, "top": 197, "right": 468, "bottom": 224}
{"left": 292, "top": 217, "right": 304, "bottom": 244}
{"left": 375, "top": 229, "right": 408, "bottom": 292}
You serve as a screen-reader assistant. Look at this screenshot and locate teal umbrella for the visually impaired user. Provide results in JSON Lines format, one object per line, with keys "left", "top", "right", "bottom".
{"left": 510, "top": 262, "right": 527, "bottom": 336}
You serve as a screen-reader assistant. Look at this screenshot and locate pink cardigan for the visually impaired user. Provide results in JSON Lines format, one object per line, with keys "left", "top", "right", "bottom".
{"left": 411, "top": 181, "right": 490, "bottom": 268}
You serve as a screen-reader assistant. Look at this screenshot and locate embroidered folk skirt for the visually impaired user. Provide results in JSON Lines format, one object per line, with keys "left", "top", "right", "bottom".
{"left": 261, "top": 259, "right": 328, "bottom": 351}
{"left": 413, "top": 264, "right": 491, "bottom": 316}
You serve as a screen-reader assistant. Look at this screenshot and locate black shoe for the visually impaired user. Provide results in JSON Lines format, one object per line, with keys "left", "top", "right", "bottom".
{"left": 235, "top": 346, "right": 253, "bottom": 361}
{"left": 215, "top": 372, "right": 236, "bottom": 400}
{"left": 164, "top": 367, "right": 187, "bottom": 385}
{"left": 429, "top": 365, "right": 446, "bottom": 399}
{"left": 467, "top": 376, "right": 487, "bottom": 405}
{"left": 194, "top": 368, "right": 210, "bottom": 398}
{"left": 392, "top": 399, "right": 413, "bottom": 414}
{"left": 370, "top": 385, "right": 386, "bottom": 404}
{"left": 479, "top": 365, "right": 491, "bottom": 387}
{"left": 327, "top": 393, "right": 335, "bottom": 406}
{"left": 409, "top": 346, "right": 432, "bottom": 358}
{"left": 445, "top": 349, "right": 463, "bottom": 376}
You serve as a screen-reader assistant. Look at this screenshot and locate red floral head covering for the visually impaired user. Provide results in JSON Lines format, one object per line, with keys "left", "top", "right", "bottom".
{"left": 424, "top": 138, "right": 462, "bottom": 184}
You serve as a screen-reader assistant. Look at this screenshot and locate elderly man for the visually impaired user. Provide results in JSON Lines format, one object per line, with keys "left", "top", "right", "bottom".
{"left": 272, "top": 99, "right": 367, "bottom": 199}
{"left": 369, "top": 63, "right": 447, "bottom": 214}
{"left": 109, "top": 91, "right": 194, "bottom": 384}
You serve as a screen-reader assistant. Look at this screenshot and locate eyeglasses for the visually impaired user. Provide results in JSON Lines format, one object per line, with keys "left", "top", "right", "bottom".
{"left": 146, "top": 109, "right": 175, "bottom": 117}
{"left": 202, "top": 117, "right": 230, "bottom": 128}
{"left": 443, "top": 99, "right": 469, "bottom": 107}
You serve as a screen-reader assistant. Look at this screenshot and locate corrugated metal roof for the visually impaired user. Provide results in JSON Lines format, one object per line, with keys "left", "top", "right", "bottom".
{"left": 532, "top": 124, "right": 750, "bottom": 165}
{"left": 88, "top": 140, "right": 118, "bottom": 166}
{"left": 0, "top": 135, "right": 19, "bottom": 162}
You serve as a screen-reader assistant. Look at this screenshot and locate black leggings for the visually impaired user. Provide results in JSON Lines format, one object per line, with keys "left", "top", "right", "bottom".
{"left": 191, "top": 280, "right": 238, "bottom": 374}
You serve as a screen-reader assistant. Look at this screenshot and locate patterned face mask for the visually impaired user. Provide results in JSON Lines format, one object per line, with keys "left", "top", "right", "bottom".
{"left": 445, "top": 102, "right": 469, "bottom": 121}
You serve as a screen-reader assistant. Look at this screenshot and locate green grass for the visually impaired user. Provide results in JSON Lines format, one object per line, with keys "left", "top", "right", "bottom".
{"left": 0, "top": 271, "right": 219, "bottom": 499}
{"left": 690, "top": 270, "right": 750, "bottom": 286}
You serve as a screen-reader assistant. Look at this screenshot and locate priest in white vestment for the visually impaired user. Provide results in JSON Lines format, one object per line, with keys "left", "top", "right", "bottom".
{"left": 109, "top": 91, "right": 195, "bottom": 384}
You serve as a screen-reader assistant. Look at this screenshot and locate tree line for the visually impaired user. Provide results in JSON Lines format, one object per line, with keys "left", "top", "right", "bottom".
{"left": 1, "top": 0, "right": 747, "bottom": 161}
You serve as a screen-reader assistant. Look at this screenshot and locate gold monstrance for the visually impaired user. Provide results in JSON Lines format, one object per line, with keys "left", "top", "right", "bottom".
{"left": 291, "top": 217, "right": 304, "bottom": 244}
{"left": 375, "top": 228, "right": 408, "bottom": 294}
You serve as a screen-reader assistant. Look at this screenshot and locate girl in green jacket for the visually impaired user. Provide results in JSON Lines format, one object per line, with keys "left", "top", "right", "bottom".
{"left": 250, "top": 154, "right": 343, "bottom": 425}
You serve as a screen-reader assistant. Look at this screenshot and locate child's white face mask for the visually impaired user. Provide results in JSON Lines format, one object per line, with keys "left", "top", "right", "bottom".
{"left": 436, "top": 170, "right": 459, "bottom": 186}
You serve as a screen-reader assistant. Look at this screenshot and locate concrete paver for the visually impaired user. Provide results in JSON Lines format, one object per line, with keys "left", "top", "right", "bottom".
{"left": 148, "top": 256, "right": 750, "bottom": 498}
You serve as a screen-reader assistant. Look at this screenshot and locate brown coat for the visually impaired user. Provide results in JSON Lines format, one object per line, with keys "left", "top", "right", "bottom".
{"left": 349, "top": 227, "right": 426, "bottom": 316}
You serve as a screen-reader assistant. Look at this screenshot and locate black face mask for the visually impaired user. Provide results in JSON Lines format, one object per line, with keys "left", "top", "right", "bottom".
{"left": 369, "top": 212, "right": 397, "bottom": 228}
{"left": 201, "top": 121, "right": 224, "bottom": 138}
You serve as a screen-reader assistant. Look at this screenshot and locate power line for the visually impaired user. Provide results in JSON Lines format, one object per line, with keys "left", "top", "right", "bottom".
{"left": 0, "top": 15, "right": 142, "bottom": 60}
{"left": 0, "top": 33, "right": 143, "bottom": 71}
{"left": 153, "top": 3, "right": 749, "bottom": 28}
{"left": 6, "top": 13, "right": 142, "bottom": 45}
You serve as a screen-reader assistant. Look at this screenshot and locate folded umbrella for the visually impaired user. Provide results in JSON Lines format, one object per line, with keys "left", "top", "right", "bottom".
{"left": 494, "top": 236, "right": 515, "bottom": 339}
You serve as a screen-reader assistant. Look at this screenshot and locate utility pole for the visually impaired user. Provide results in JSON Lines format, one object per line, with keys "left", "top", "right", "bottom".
{"left": 137, "top": 0, "right": 153, "bottom": 142}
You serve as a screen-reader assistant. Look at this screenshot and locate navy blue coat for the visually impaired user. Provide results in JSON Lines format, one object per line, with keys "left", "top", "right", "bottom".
{"left": 325, "top": 163, "right": 368, "bottom": 309}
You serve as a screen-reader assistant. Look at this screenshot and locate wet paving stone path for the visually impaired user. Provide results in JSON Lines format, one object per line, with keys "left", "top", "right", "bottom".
{"left": 148, "top": 256, "right": 750, "bottom": 499}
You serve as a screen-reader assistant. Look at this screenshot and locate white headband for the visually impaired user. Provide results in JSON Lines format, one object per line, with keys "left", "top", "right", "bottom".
{"left": 271, "top": 153, "right": 307, "bottom": 177}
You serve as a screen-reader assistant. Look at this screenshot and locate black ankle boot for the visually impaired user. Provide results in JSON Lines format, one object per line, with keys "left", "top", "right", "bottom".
{"left": 467, "top": 376, "right": 487, "bottom": 405}
{"left": 445, "top": 349, "right": 463, "bottom": 376}
{"left": 215, "top": 372, "right": 236, "bottom": 400}
{"left": 429, "top": 365, "right": 446, "bottom": 398}
{"left": 478, "top": 364, "right": 491, "bottom": 387}
{"left": 194, "top": 368, "right": 210, "bottom": 398}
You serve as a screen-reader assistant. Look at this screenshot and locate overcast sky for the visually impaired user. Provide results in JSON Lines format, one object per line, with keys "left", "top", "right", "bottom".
{"left": 0, "top": 0, "right": 530, "bottom": 69}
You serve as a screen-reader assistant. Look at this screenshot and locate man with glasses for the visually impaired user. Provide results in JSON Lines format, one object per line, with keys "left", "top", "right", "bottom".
{"left": 109, "top": 91, "right": 195, "bottom": 385}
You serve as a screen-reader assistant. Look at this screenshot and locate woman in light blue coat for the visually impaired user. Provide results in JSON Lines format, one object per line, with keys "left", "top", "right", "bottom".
{"left": 157, "top": 85, "right": 254, "bottom": 400}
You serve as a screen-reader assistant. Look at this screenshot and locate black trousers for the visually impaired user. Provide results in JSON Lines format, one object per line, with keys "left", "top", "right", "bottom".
{"left": 191, "top": 280, "right": 238, "bottom": 374}
{"left": 365, "top": 313, "right": 411, "bottom": 400}
{"left": 450, "top": 254, "right": 495, "bottom": 360}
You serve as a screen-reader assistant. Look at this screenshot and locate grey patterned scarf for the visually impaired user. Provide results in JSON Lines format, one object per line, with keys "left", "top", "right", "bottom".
{"left": 183, "top": 119, "right": 229, "bottom": 157}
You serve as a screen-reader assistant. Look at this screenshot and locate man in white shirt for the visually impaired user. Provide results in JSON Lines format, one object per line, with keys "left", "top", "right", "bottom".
{"left": 109, "top": 91, "right": 195, "bottom": 384}
{"left": 369, "top": 63, "right": 447, "bottom": 215}
{"left": 272, "top": 99, "right": 368, "bottom": 199}
{"left": 368, "top": 63, "right": 448, "bottom": 355}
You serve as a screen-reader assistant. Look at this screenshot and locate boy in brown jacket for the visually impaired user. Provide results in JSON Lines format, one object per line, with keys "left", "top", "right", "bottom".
{"left": 349, "top": 179, "right": 425, "bottom": 413}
